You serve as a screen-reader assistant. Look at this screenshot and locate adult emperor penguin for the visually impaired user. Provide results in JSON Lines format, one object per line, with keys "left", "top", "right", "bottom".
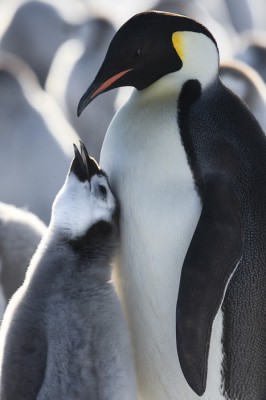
{"left": 0, "top": 142, "right": 137, "bottom": 400}
{"left": 77, "top": 11, "right": 266, "bottom": 400}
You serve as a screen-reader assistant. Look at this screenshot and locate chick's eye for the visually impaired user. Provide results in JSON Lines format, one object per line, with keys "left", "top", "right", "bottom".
{"left": 98, "top": 184, "right": 107, "bottom": 199}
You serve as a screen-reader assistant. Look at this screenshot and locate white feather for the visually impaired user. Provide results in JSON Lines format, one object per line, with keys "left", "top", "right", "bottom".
{"left": 50, "top": 172, "right": 116, "bottom": 238}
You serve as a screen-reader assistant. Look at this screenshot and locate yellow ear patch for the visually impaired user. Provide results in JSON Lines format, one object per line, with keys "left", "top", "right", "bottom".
{"left": 172, "top": 32, "right": 184, "bottom": 61}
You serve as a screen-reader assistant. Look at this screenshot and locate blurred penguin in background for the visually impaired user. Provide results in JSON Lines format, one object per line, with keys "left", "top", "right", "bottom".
{"left": 220, "top": 60, "right": 266, "bottom": 131}
{"left": 0, "top": 51, "right": 80, "bottom": 223}
{"left": 0, "top": 202, "right": 46, "bottom": 318}
{"left": 46, "top": 17, "right": 116, "bottom": 160}
{"left": 236, "top": 34, "right": 266, "bottom": 83}
{"left": 0, "top": 0, "right": 84, "bottom": 86}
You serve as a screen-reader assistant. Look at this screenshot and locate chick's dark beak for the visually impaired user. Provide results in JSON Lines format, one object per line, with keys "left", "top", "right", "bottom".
{"left": 79, "top": 141, "right": 100, "bottom": 180}
{"left": 70, "top": 143, "right": 87, "bottom": 182}
{"left": 70, "top": 142, "right": 100, "bottom": 182}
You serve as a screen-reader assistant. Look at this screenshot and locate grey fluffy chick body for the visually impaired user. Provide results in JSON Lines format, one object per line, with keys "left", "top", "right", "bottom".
{"left": 0, "top": 143, "right": 137, "bottom": 400}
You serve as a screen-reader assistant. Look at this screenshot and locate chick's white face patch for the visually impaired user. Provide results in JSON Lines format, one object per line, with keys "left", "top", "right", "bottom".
{"left": 51, "top": 173, "right": 116, "bottom": 238}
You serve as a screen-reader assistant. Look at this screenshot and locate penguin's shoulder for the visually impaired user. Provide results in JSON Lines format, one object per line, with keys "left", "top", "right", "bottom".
{"left": 179, "top": 77, "right": 266, "bottom": 143}
{"left": 178, "top": 78, "right": 266, "bottom": 193}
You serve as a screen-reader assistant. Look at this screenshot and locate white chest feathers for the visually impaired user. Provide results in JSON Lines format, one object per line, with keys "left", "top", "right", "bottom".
{"left": 100, "top": 81, "right": 226, "bottom": 399}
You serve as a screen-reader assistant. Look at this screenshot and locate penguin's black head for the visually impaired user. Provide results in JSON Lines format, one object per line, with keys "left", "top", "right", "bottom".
{"left": 77, "top": 11, "right": 218, "bottom": 116}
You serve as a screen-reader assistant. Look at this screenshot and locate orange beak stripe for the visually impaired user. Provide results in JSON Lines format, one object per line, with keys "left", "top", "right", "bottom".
{"left": 91, "top": 68, "right": 132, "bottom": 99}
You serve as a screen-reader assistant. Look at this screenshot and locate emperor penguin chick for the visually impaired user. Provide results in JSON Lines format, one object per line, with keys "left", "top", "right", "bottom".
{"left": 0, "top": 142, "right": 137, "bottom": 400}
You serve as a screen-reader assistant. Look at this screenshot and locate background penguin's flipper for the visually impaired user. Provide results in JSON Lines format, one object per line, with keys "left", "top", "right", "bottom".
{"left": 176, "top": 175, "right": 243, "bottom": 396}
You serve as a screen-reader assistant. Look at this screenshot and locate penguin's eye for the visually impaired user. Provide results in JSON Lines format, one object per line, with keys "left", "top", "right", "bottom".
{"left": 98, "top": 184, "right": 107, "bottom": 200}
{"left": 133, "top": 48, "right": 142, "bottom": 58}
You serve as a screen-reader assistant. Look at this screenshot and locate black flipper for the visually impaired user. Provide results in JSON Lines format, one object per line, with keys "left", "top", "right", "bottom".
{"left": 176, "top": 175, "right": 243, "bottom": 396}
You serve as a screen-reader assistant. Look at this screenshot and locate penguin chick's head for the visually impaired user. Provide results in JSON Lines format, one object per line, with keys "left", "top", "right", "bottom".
{"left": 51, "top": 141, "right": 117, "bottom": 239}
{"left": 78, "top": 10, "right": 219, "bottom": 115}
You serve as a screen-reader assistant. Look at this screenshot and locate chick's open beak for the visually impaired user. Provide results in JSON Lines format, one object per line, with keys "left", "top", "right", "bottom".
{"left": 71, "top": 142, "right": 100, "bottom": 182}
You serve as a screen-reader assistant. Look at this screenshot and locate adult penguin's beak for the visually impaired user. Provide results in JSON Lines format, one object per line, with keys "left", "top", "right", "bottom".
{"left": 77, "top": 68, "right": 132, "bottom": 117}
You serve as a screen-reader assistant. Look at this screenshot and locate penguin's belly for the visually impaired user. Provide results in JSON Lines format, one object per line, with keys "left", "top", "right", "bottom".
{"left": 100, "top": 92, "right": 225, "bottom": 399}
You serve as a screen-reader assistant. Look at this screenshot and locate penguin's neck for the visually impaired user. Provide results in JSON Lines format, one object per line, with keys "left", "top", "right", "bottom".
{"left": 101, "top": 74, "right": 201, "bottom": 198}
{"left": 136, "top": 70, "right": 186, "bottom": 102}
